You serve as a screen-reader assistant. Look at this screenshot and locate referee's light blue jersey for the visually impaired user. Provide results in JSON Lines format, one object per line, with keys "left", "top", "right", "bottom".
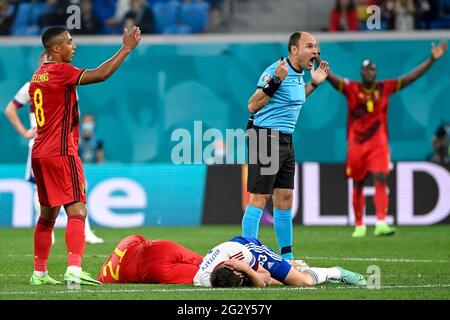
{"left": 253, "top": 58, "right": 306, "bottom": 134}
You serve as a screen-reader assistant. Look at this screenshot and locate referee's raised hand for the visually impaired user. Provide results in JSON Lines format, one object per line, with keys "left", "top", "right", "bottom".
{"left": 275, "top": 58, "right": 288, "bottom": 81}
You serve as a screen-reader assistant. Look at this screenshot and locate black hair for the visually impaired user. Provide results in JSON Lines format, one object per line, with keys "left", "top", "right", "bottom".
{"left": 361, "top": 59, "right": 376, "bottom": 69}
{"left": 41, "top": 26, "right": 68, "bottom": 50}
{"left": 288, "top": 32, "right": 302, "bottom": 53}
{"left": 210, "top": 266, "right": 248, "bottom": 288}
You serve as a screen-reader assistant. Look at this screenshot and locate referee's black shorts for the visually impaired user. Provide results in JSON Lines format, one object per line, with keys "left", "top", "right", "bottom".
{"left": 247, "top": 125, "right": 295, "bottom": 195}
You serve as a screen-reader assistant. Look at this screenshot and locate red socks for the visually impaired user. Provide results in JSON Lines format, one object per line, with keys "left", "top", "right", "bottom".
{"left": 66, "top": 215, "right": 86, "bottom": 267}
{"left": 352, "top": 187, "right": 365, "bottom": 226}
{"left": 374, "top": 182, "right": 389, "bottom": 222}
{"left": 34, "top": 217, "right": 55, "bottom": 272}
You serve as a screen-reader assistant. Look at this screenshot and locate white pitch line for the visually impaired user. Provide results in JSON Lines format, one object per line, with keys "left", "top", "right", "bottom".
{"left": 1, "top": 284, "right": 450, "bottom": 296}
{"left": 302, "top": 256, "right": 448, "bottom": 263}
{"left": 7, "top": 254, "right": 448, "bottom": 263}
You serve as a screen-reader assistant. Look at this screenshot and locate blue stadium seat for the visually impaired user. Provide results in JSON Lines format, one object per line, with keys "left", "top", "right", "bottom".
{"left": 93, "top": 0, "right": 117, "bottom": 23}
{"left": 12, "top": 2, "right": 57, "bottom": 36}
{"left": 30, "top": 3, "right": 51, "bottom": 26}
{"left": 179, "top": 2, "right": 210, "bottom": 33}
{"left": 10, "top": 3, "right": 33, "bottom": 35}
{"left": 164, "top": 24, "right": 192, "bottom": 34}
{"left": 151, "top": 1, "right": 181, "bottom": 34}
{"left": 148, "top": 0, "right": 180, "bottom": 4}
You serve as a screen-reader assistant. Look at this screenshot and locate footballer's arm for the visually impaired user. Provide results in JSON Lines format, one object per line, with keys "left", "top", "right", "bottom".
{"left": 79, "top": 26, "right": 141, "bottom": 85}
{"left": 4, "top": 101, "right": 36, "bottom": 139}
{"left": 223, "top": 259, "right": 268, "bottom": 288}
{"left": 257, "top": 266, "right": 283, "bottom": 286}
{"left": 398, "top": 41, "right": 447, "bottom": 90}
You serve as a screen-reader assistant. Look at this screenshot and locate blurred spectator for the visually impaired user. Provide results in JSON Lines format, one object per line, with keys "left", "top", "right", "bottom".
{"left": 105, "top": 0, "right": 130, "bottom": 30}
{"left": 395, "top": 0, "right": 416, "bottom": 30}
{"left": 0, "top": 0, "right": 18, "bottom": 35}
{"left": 72, "top": 0, "right": 101, "bottom": 34}
{"left": 206, "top": 0, "right": 226, "bottom": 30}
{"left": 356, "top": 0, "right": 369, "bottom": 29}
{"left": 38, "top": 0, "right": 71, "bottom": 29}
{"left": 426, "top": 122, "right": 450, "bottom": 165}
{"left": 329, "top": 0, "right": 359, "bottom": 31}
{"left": 414, "top": 0, "right": 439, "bottom": 29}
{"left": 79, "top": 114, "right": 104, "bottom": 163}
{"left": 375, "top": 0, "right": 396, "bottom": 29}
{"left": 124, "top": 0, "right": 155, "bottom": 34}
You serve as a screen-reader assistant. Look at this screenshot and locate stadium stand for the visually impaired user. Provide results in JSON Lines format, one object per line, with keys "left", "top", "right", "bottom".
{"left": 1, "top": 0, "right": 449, "bottom": 36}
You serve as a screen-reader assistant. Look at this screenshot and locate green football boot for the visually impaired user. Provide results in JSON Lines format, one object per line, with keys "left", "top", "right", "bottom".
{"left": 336, "top": 267, "right": 367, "bottom": 286}
{"left": 352, "top": 226, "right": 367, "bottom": 238}
{"left": 30, "top": 273, "right": 61, "bottom": 285}
{"left": 374, "top": 222, "right": 396, "bottom": 236}
{"left": 64, "top": 270, "right": 102, "bottom": 286}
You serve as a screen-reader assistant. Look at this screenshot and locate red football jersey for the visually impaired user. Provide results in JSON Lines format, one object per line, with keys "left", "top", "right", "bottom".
{"left": 341, "top": 79, "right": 400, "bottom": 145}
{"left": 29, "top": 62, "right": 85, "bottom": 158}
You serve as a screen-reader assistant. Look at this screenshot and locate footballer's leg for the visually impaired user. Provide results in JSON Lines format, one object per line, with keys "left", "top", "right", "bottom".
{"left": 352, "top": 178, "right": 367, "bottom": 238}
{"left": 84, "top": 213, "right": 104, "bottom": 244}
{"left": 299, "top": 267, "right": 367, "bottom": 287}
{"left": 33, "top": 187, "right": 55, "bottom": 245}
{"left": 373, "top": 172, "right": 395, "bottom": 236}
{"left": 63, "top": 201, "right": 101, "bottom": 286}
{"left": 30, "top": 205, "right": 60, "bottom": 285}
{"left": 347, "top": 144, "right": 368, "bottom": 237}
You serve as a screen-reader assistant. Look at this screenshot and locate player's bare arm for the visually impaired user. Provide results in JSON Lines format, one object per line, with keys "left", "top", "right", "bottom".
{"left": 398, "top": 40, "right": 447, "bottom": 90}
{"left": 4, "top": 102, "right": 36, "bottom": 139}
{"left": 79, "top": 26, "right": 142, "bottom": 85}
{"left": 256, "top": 266, "right": 283, "bottom": 285}
{"left": 223, "top": 259, "right": 267, "bottom": 288}
{"left": 248, "top": 58, "right": 288, "bottom": 113}
{"left": 315, "top": 55, "right": 343, "bottom": 91}
{"left": 305, "top": 60, "right": 329, "bottom": 97}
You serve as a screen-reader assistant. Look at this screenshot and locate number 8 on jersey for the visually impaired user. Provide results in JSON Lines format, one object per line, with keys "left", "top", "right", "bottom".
{"left": 34, "top": 88, "right": 45, "bottom": 127}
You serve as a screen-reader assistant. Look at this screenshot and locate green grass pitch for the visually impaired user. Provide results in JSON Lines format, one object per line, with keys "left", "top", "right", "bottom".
{"left": 0, "top": 225, "right": 449, "bottom": 300}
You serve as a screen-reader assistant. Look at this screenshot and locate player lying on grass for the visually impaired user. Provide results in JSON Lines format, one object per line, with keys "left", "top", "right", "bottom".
{"left": 98, "top": 235, "right": 367, "bottom": 288}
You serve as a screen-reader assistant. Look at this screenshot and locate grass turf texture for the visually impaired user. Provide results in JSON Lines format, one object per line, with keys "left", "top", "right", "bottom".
{"left": 0, "top": 226, "right": 449, "bottom": 300}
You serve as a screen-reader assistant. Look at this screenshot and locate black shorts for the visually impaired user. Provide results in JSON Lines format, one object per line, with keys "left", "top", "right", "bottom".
{"left": 247, "top": 126, "right": 295, "bottom": 194}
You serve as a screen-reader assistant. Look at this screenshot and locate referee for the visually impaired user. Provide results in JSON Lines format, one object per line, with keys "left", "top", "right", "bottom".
{"left": 243, "top": 32, "right": 329, "bottom": 261}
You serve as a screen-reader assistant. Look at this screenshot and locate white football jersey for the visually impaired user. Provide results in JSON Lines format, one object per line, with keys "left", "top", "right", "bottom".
{"left": 13, "top": 82, "right": 36, "bottom": 181}
{"left": 193, "top": 241, "right": 257, "bottom": 287}
{"left": 13, "top": 81, "right": 36, "bottom": 142}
